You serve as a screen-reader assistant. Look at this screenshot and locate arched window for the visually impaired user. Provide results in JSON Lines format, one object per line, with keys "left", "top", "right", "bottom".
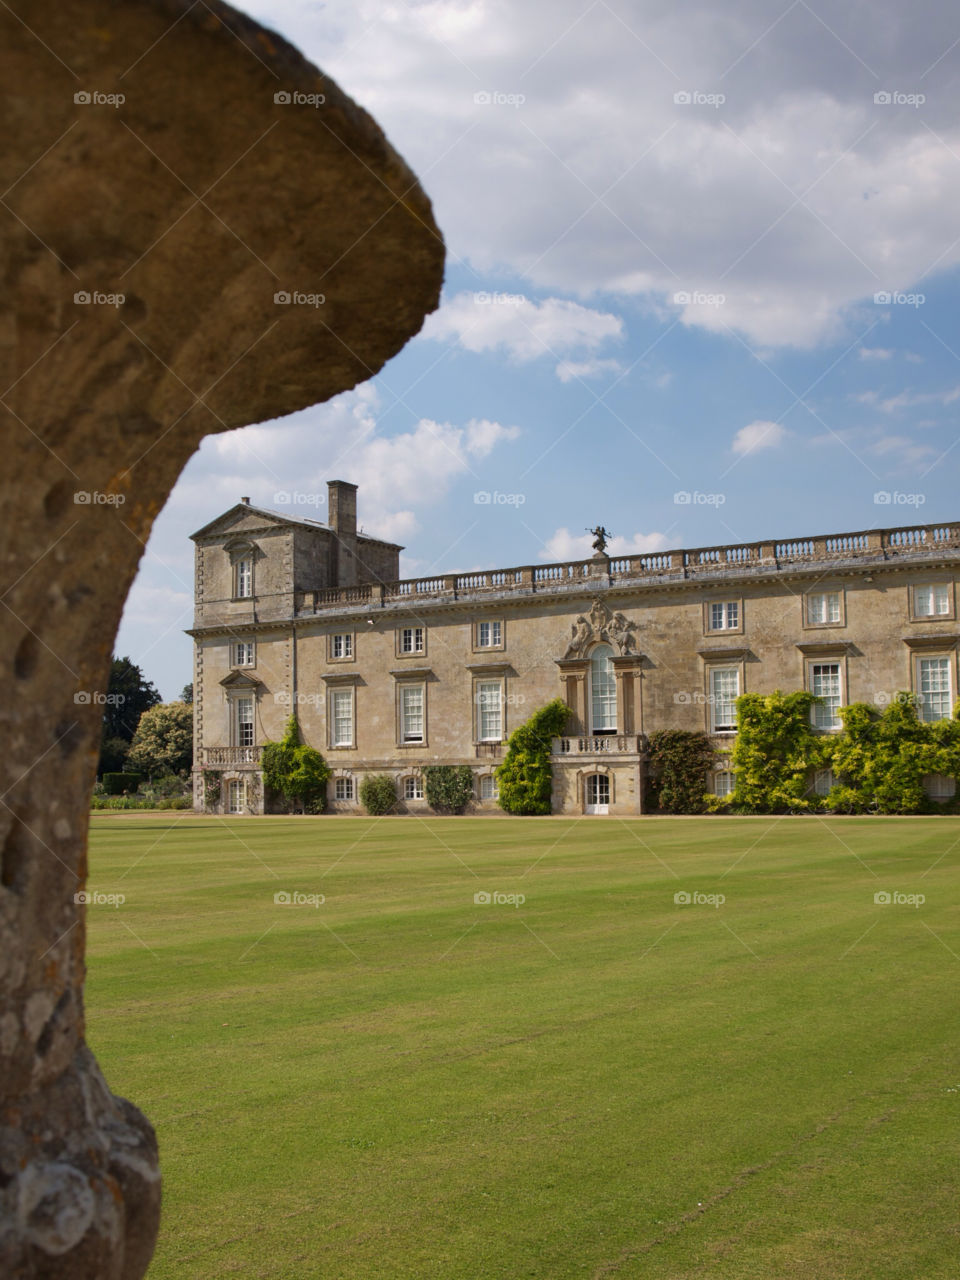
{"left": 480, "top": 774, "right": 499, "bottom": 801}
{"left": 589, "top": 644, "right": 617, "bottom": 734}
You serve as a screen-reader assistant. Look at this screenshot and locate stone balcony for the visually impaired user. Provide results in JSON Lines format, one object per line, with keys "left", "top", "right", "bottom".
{"left": 291, "top": 520, "right": 960, "bottom": 617}
{"left": 553, "top": 735, "right": 644, "bottom": 756}
{"left": 203, "top": 746, "right": 263, "bottom": 767}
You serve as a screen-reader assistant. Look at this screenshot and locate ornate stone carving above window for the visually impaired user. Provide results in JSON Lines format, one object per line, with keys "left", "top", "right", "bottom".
{"left": 563, "top": 597, "right": 638, "bottom": 657}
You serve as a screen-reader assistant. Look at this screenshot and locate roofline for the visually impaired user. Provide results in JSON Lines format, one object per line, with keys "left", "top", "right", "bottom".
{"left": 189, "top": 501, "right": 402, "bottom": 548}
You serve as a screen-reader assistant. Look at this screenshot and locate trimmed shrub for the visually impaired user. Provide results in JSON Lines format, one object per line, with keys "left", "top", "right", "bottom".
{"left": 360, "top": 774, "right": 398, "bottom": 815}
{"left": 423, "top": 765, "right": 475, "bottom": 814}
{"left": 102, "top": 772, "right": 141, "bottom": 795}
{"left": 495, "top": 698, "right": 570, "bottom": 815}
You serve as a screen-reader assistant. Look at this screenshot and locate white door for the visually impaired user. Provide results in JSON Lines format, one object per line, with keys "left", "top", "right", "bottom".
{"left": 585, "top": 773, "right": 610, "bottom": 815}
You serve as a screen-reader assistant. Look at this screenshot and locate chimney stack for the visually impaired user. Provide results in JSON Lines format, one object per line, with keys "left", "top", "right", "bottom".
{"left": 327, "top": 480, "right": 358, "bottom": 586}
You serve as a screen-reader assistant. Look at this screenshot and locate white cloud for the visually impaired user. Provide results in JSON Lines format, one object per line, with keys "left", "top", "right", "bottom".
{"left": 243, "top": 0, "right": 960, "bottom": 347}
{"left": 856, "top": 384, "right": 960, "bottom": 413}
{"left": 859, "top": 347, "right": 894, "bottom": 361}
{"left": 732, "top": 420, "right": 788, "bottom": 455}
{"left": 539, "top": 527, "right": 670, "bottom": 562}
{"left": 554, "top": 358, "right": 623, "bottom": 383}
{"left": 421, "top": 292, "right": 623, "bottom": 372}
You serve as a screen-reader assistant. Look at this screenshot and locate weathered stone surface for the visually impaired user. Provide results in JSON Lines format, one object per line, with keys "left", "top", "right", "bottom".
{"left": 0, "top": 1, "right": 444, "bottom": 1275}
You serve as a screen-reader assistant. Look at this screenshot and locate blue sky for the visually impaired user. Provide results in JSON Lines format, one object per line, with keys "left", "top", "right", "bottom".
{"left": 117, "top": 0, "right": 960, "bottom": 698}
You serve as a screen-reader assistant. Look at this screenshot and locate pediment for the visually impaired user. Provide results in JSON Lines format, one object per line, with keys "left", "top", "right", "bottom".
{"left": 219, "top": 670, "right": 263, "bottom": 690}
{"left": 192, "top": 503, "right": 324, "bottom": 541}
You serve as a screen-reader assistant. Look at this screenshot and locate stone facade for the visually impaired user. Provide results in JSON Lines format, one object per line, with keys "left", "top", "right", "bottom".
{"left": 190, "top": 491, "right": 960, "bottom": 816}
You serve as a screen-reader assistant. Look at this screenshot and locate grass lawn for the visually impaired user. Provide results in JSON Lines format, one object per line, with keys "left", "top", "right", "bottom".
{"left": 85, "top": 814, "right": 960, "bottom": 1279}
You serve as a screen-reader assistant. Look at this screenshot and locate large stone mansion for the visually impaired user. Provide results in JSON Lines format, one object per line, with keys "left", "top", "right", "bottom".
{"left": 189, "top": 481, "right": 960, "bottom": 815}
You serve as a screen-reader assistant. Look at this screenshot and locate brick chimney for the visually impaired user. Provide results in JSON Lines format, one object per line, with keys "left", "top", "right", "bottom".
{"left": 327, "top": 479, "right": 358, "bottom": 586}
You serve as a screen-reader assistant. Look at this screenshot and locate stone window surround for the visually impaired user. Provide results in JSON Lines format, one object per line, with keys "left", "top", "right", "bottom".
{"left": 803, "top": 586, "right": 845, "bottom": 629}
{"left": 224, "top": 537, "right": 259, "bottom": 602}
{"left": 797, "top": 642, "right": 852, "bottom": 733}
{"left": 703, "top": 598, "right": 743, "bottom": 636}
{"left": 391, "top": 668, "right": 432, "bottom": 747}
{"left": 472, "top": 617, "right": 505, "bottom": 652}
{"left": 698, "top": 648, "right": 748, "bottom": 737}
{"left": 904, "top": 637, "right": 958, "bottom": 723}
{"left": 909, "top": 580, "right": 955, "bottom": 623}
{"left": 321, "top": 671, "right": 360, "bottom": 750}
{"left": 327, "top": 630, "right": 356, "bottom": 662}
{"left": 395, "top": 624, "right": 426, "bottom": 658}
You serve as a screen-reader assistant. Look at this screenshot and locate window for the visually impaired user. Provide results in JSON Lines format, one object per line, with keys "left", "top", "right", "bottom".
{"left": 235, "top": 697, "right": 254, "bottom": 747}
{"left": 235, "top": 558, "right": 252, "bottom": 599}
{"left": 228, "top": 778, "right": 246, "bottom": 813}
{"left": 590, "top": 644, "right": 617, "bottom": 733}
{"left": 399, "top": 626, "right": 424, "bottom": 655}
{"left": 918, "top": 656, "right": 952, "bottom": 722}
{"left": 401, "top": 685, "right": 424, "bottom": 742}
{"left": 914, "top": 584, "right": 951, "bottom": 618}
{"left": 812, "top": 768, "right": 834, "bottom": 796}
{"left": 334, "top": 776, "right": 354, "bottom": 801}
{"left": 810, "top": 662, "right": 842, "bottom": 731}
{"left": 709, "top": 667, "right": 739, "bottom": 733}
{"left": 709, "top": 601, "right": 739, "bottom": 631}
{"left": 480, "top": 774, "right": 499, "bottom": 801}
{"left": 477, "top": 680, "right": 503, "bottom": 741}
{"left": 476, "top": 620, "right": 502, "bottom": 648}
{"left": 404, "top": 775, "right": 424, "bottom": 800}
{"left": 713, "top": 770, "right": 735, "bottom": 797}
{"left": 331, "top": 633, "right": 353, "bottom": 659}
{"left": 232, "top": 641, "right": 255, "bottom": 667}
{"left": 924, "top": 774, "right": 956, "bottom": 801}
{"left": 331, "top": 688, "right": 354, "bottom": 747}
{"left": 806, "top": 591, "right": 841, "bottom": 625}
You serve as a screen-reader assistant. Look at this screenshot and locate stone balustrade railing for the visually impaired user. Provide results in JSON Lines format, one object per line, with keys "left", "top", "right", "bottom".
{"left": 554, "top": 735, "right": 643, "bottom": 755}
{"left": 294, "top": 521, "right": 960, "bottom": 615}
{"left": 203, "top": 746, "right": 263, "bottom": 766}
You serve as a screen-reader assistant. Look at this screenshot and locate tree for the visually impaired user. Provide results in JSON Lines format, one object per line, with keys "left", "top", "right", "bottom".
{"left": 126, "top": 702, "right": 194, "bottom": 779}
{"left": 496, "top": 699, "right": 570, "bottom": 815}
{"left": 261, "top": 716, "right": 331, "bottom": 814}
{"left": 181, "top": 682, "right": 194, "bottom": 704}
{"left": 98, "top": 655, "right": 161, "bottom": 774}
